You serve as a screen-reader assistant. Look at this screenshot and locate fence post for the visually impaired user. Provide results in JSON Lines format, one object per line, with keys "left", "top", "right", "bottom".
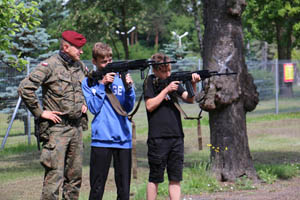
{"left": 1, "top": 97, "right": 22, "bottom": 150}
{"left": 27, "top": 59, "right": 31, "bottom": 145}
{"left": 275, "top": 59, "right": 279, "bottom": 114}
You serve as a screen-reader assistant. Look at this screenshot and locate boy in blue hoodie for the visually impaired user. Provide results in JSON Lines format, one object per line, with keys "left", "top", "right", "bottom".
{"left": 82, "top": 42, "right": 135, "bottom": 200}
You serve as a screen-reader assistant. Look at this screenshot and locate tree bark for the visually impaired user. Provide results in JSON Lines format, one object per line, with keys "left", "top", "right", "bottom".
{"left": 155, "top": 28, "right": 159, "bottom": 48}
{"left": 199, "top": 0, "right": 259, "bottom": 181}
{"left": 130, "top": 31, "right": 134, "bottom": 46}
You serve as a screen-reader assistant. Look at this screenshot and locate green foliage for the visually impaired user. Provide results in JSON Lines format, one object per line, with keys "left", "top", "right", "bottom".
{"left": 255, "top": 164, "right": 299, "bottom": 183}
{"left": 80, "top": 43, "right": 94, "bottom": 60}
{"left": 182, "top": 162, "right": 220, "bottom": 193}
{"left": 129, "top": 43, "right": 156, "bottom": 60}
{"left": 62, "top": 0, "right": 143, "bottom": 59}
{"left": 161, "top": 41, "right": 190, "bottom": 60}
{"left": 142, "top": 0, "right": 171, "bottom": 44}
{"left": 39, "top": 0, "right": 67, "bottom": 37}
{"left": 272, "top": 164, "right": 299, "bottom": 179}
{"left": 167, "top": 13, "right": 200, "bottom": 52}
{"left": 243, "top": 0, "right": 300, "bottom": 59}
{"left": 257, "top": 167, "right": 278, "bottom": 184}
{"left": 291, "top": 49, "right": 300, "bottom": 69}
{"left": 0, "top": 0, "right": 41, "bottom": 68}
{"left": 235, "top": 176, "right": 256, "bottom": 190}
{"left": 42, "top": 0, "right": 203, "bottom": 60}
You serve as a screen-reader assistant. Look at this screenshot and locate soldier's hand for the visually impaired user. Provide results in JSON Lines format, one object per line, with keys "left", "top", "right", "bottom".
{"left": 100, "top": 72, "right": 115, "bottom": 85}
{"left": 81, "top": 105, "right": 88, "bottom": 113}
{"left": 41, "top": 110, "right": 62, "bottom": 123}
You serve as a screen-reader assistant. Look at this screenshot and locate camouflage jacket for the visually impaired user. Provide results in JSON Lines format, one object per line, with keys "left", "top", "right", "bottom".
{"left": 18, "top": 54, "right": 88, "bottom": 120}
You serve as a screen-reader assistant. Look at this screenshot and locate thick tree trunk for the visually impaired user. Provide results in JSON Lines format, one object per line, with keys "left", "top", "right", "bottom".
{"left": 155, "top": 28, "right": 159, "bottom": 48}
{"left": 276, "top": 23, "right": 294, "bottom": 97}
{"left": 199, "top": 0, "right": 259, "bottom": 181}
{"left": 135, "top": 31, "right": 138, "bottom": 43}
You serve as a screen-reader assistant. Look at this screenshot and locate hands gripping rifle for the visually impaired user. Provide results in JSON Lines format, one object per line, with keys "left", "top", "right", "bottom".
{"left": 87, "top": 59, "right": 176, "bottom": 89}
{"left": 155, "top": 70, "right": 237, "bottom": 98}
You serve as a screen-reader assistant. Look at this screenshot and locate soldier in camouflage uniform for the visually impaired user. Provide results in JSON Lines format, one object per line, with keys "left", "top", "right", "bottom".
{"left": 18, "top": 30, "right": 88, "bottom": 200}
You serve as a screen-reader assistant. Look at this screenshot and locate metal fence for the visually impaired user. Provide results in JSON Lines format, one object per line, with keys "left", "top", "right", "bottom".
{"left": 0, "top": 58, "right": 300, "bottom": 148}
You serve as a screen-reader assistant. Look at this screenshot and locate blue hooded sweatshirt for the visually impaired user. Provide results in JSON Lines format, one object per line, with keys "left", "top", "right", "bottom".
{"left": 82, "top": 74, "right": 135, "bottom": 149}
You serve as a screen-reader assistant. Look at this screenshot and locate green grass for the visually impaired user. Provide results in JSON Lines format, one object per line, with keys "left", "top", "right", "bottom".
{"left": 182, "top": 162, "right": 220, "bottom": 193}
{"left": 255, "top": 163, "right": 300, "bottom": 183}
{"left": 1, "top": 99, "right": 300, "bottom": 199}
{"left": 0, "top": 142, "right": 37, "bottom": 156}
{"left": 247, "top": 112, "right": 300, "bottom": 123}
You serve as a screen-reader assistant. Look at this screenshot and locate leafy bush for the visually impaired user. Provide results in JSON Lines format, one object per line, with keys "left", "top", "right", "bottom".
{"left": 257, "top": 167, "right": 277, "bottom": 184}
{"left": 129, "top": 43, "right": 156, "bottom": 60}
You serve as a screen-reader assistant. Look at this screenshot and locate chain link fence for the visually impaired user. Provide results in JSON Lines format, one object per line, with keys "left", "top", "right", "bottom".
{"left": 1, "top": 58, "right": 300, "bottom": 148}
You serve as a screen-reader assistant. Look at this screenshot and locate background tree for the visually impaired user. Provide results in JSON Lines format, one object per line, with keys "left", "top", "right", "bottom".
{"left": 169, "top": 0, "right": 204, "bottom": 56}
{"left": 62, "top": 0, "right": 142, "bottom": 59}
{"left": 198, "top": 0, "right": 259, "bottom": 181}
{"left": 0, "top": 0, "right": 41, "bottom": 69}
{"left": 39, "top": 0, "right": 67, "bottom": 37}
{"left": 0, "top": 0, "right": 56, "bottom": 136}
{"left": 2, "top": 24, "right": 57, "bottom": 136}
{"left": 142, "top": 0, "right": 170, "bottom": 49}
{"left": 243, "top": 0, "right": 300, "bottom": 97}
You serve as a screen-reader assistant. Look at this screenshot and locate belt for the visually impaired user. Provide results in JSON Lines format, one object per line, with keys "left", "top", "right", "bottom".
{"left": 60, "top": 116, "right": 81, "bottom": 127}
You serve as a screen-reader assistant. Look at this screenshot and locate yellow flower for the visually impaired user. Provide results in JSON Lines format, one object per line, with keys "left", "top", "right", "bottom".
{"left": 207, "top": 144, "right": 212, "bottom": 147}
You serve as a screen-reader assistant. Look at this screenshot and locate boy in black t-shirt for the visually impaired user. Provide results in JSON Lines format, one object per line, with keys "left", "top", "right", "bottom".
{"left": 144, "top": 53, "right": 201, "bottom": 200}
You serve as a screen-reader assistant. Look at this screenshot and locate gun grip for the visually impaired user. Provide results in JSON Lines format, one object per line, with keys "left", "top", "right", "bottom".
{"left": 185, "top": 81, "right": 195, "bottom": 98}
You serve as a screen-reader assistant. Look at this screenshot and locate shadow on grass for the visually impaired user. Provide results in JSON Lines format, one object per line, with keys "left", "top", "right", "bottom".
{"left": 252, "top": 150, "right": 300, "bottom": 164}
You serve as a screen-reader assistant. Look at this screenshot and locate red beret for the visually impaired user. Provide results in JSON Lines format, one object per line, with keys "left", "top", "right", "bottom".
{"left": 62, "top": 30, "right": 86, "bottom": 48}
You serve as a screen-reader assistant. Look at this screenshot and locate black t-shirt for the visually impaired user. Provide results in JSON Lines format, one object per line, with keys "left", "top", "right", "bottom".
{"left": 144, "top": 74, "right": 185, "bottom": 138}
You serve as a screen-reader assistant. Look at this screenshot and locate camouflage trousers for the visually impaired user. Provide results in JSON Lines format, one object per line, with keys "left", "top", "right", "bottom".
{"left": 40, "top": 123, "right": 83, "bottom": 200}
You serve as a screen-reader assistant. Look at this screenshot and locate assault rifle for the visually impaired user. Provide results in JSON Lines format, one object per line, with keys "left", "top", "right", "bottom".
{"left": 154, "top": 70, "right": 237, "bottom": 98}
{"left": 87, "top": 59, "right": 176, "bottom": 90}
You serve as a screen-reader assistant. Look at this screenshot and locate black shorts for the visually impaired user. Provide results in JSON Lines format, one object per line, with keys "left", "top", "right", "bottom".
{"left": 147, "top": 137, "right": 184, "bottom": 183}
